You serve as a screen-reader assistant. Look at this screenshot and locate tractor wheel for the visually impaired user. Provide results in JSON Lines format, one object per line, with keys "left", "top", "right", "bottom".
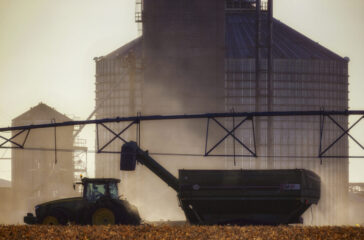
{"left": 118, "top": 200, "right": 141, "bottom": 225}
{"left": 118, "top": 208, "right": 141, "bottom": 225}
{"left": 41, "top": 210, "right": 67, "bottom": 225}
{"left": 91, "top": 207, "right": 116, "bottom": 225}
{"left": 42, "top": 215, "right": 60, "bottom": 225}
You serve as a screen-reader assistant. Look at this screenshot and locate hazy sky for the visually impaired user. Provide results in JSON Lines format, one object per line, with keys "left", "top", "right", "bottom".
{"left": 0, "top": 0, "right": 363, "bottom": 182}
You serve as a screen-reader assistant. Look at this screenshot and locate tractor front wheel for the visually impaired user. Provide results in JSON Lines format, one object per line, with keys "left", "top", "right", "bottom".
{"left": 91, "top": 208, "right": 116, "bottom": 225}
{"left": 41, "top": 210, "right": 67, "bottom": 225}
{"left": 42, "top": 215, "right": 59, "bottom": 225}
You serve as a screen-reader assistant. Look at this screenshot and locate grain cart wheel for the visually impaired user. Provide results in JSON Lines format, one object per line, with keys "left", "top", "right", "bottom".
{"left": 92, "top": 208, "right": 115, "bottom": 225}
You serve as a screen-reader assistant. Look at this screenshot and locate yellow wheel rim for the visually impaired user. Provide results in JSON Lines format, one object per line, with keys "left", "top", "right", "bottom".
{"left": 92, "top": 208, "right": 115, "bottom": 225}
{"left": 42, "top": 216, "right": 59, "bottom": 225}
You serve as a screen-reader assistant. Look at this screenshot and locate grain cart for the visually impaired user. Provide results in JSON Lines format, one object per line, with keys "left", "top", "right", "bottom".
{"left": 121, "top": 141, "right": 320, "bottom": 225}
{"left": 24, "top": 177, "right": 140, "bottom": 225}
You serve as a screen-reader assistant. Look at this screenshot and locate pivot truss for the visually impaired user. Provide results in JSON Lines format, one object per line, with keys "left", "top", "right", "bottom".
{"left": 0, "top": 110, "right": 363, "bottom": 159}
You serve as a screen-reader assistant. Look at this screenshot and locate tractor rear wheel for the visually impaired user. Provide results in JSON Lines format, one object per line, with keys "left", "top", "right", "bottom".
{"left": 91, "top": 208, "right": 115, "bottom": 225}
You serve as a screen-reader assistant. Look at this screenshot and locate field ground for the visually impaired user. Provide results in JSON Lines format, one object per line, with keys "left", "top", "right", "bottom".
{"left": 0, "top": 225, "right": 364, "bottom": 240}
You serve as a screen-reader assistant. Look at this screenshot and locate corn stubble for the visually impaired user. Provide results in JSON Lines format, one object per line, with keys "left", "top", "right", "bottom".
{"left": 0, "top": 225, "right": 363, "bottom": 240}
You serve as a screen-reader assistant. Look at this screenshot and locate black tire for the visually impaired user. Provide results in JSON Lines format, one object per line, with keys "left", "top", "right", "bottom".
{"left": 86, "top": 199, "right": 141, "bottom": 225}
{"left": 85, "top": 200, "right": 118, "bottom": 225}
{"left": 92, "top": 206, "right": 140, "bottom": 225}
{"left": 117, "top": 201, "right": 141, "bottom": 225}
{"left": 91, "top": 207, "right": 116, "bottom": 225}
{"left": 40, "top": 209, "right": 67, "bottom": 225}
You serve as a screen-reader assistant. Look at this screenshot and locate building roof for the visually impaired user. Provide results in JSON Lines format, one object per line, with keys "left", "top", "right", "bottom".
{"left": 0, "top": 178, "right": 11, "bottom": 188}
{"left": 97, "top": 14, "right": 345, "bottom": 62}
{"left": 95, "top": 37, "right": 142, "bottom": 61}
{"left": 12, "top": 103, "right": 72, "bottom": 125}
{"left": 226, "top": 12, "right": 346, "bottom": 61}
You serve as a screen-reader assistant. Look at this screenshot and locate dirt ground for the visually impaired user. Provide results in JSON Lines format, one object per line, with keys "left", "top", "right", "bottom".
{"left": 0, "top": 225, "right": 364, "bottom": 240}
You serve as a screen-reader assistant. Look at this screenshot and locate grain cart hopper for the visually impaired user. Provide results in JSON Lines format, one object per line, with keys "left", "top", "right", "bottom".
{"left": 121, "top": 141, "right": 320, "bottom": 225}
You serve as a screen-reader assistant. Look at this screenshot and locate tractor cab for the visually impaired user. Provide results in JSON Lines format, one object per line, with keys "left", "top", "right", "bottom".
{"left": 81, "top": 178, "right": 120, "bottom": 202}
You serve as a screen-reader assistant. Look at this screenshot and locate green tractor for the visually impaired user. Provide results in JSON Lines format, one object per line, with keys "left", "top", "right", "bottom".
{"left": 24, "top": 177, "right": 140, "bottom": 225}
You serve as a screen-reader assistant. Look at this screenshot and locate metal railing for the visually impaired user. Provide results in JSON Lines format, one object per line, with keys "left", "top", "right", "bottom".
{"left": 225, "top": 0, "right": 268, "bottom": 11}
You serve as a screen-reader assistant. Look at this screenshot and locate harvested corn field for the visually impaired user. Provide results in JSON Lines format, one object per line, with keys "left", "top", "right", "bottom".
{"left": 1, "top": 225, "right": 364, "bottom": 240}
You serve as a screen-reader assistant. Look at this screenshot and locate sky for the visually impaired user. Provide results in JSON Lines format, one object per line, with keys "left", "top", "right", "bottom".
{"left": 0, "top": 0, "right": 363, "bottom": 182}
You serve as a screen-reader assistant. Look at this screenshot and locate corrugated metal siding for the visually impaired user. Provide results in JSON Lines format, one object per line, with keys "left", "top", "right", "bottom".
{"left": 95, "top": 38, "right": 143, "bottom": 179}
{"left": 224, "top": 7, "right": 349, "bottom": 226}
{"left": 224, "top": 55, "right": 349, "bottom": 225}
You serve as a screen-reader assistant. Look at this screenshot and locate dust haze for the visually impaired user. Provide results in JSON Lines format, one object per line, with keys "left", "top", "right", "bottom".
{"left": 0, "top": 0, "right": 362, "bottom": 226}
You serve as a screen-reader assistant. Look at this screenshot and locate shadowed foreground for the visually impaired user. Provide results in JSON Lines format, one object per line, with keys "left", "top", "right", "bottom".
{"left": 0, "top": 225, "right": 364, "bottom": 240}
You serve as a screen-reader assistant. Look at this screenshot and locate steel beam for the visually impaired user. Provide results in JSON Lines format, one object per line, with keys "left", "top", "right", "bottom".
{"left": 0, "top": 130, "right": 28, "bottom": 148}
{"left": 1, "top": 110, "right": 363, "bottom": 132}
{"left": 205, "top": 117, "right": 256, "bottom": 157}
{"left": 97, "top": 121, "right": 136, "bottom": 153}
{"left": 1, "top": 110, "right": 364, "bottom": 160}
{"left": 319, "top": 115, "right": 364, "bottom": 157}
